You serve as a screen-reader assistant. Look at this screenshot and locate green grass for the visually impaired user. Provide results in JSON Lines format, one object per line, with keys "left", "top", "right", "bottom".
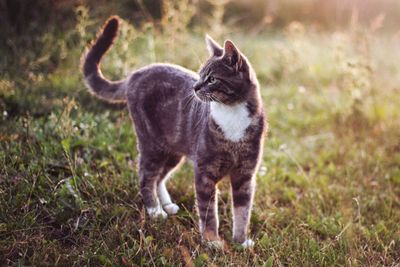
{"left": 1, "top": 6, "right": 400, "bottom": 266}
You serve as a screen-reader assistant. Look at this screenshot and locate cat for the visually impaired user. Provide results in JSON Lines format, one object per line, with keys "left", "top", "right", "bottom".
{"left": 82, "top": 16, "right": 266, "bottom": 248}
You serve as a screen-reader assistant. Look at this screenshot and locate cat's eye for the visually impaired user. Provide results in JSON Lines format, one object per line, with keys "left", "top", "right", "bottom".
{"left": 208, "top": 76, "right": 217, "bottom": 84}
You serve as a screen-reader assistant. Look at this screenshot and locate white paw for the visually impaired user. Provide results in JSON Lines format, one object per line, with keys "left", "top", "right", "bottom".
{"left": 147, "top": 206, "right": 168, "bottom": 219}
{"left": 241, "top": 239, "right": 255, "bottom": 249}
{"left": 206, "top": 240, "right": 224, "bottom": 250}
{"left": 163, "top": 203, "right": 179, "bottom": 215}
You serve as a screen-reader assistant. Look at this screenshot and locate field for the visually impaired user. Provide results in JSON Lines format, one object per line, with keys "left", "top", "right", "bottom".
{"left": 1, "top": 2, "right": 400, "bottom": 266}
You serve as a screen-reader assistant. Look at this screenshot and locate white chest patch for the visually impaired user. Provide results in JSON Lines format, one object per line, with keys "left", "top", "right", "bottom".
{"left": 210, "top": 102, "right": 252, "bottom": 142}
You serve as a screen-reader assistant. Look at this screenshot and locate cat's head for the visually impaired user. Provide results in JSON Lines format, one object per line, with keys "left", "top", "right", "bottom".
{"left": 193, "top": 35, "right": 257, "bottom": 105}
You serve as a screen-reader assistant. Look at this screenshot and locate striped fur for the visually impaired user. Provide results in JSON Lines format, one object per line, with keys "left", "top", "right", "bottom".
{"left": 82, "top": 17, "right": 267, "bottom": 247}
{"left": 82, "top": 16, "right": 127, "bottom": 103}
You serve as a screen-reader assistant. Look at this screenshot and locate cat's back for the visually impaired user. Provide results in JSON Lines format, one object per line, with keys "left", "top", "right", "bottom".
{"left": 126, "top": 63, "right": 198, "bottom": 102}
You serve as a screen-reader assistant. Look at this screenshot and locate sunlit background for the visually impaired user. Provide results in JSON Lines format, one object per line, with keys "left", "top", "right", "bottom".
{"left": 1, "top": 0, "right": 399, "bottom": 266}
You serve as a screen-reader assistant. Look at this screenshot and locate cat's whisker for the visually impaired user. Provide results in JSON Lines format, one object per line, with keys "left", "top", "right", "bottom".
{"left": 182, "top": 91, "right": 197, "bottom": 110}
{"left": 182, "top": 91, "right": 195, "bottom": 102}
{"left": 194, "top": 99, "right": 208, "bottom": 130}
{"left": 183, "top": 92, "right": 194, "bottom": 104}
{"left": 211, "top": 94, "right": 222, "bottom": 104}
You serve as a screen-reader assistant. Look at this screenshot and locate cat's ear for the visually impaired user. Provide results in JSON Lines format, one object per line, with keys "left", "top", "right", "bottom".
{"left": 223, "top": 40, "right": 243, "bottom": 72}
{"left": 205, "top": 34, "right": 223, "bottom": 57}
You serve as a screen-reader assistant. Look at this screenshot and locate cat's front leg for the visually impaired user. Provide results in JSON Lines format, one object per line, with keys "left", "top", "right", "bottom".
{"left": 195, "top": 173, "right": 222, "bottom": 248}
{"left": 230, "top": 172, "right": 256, "bottom": 248}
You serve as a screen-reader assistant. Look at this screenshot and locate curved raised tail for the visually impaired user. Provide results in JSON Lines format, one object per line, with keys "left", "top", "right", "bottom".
{"left": 82, "top": 16, "right": 127, "bottom": 103}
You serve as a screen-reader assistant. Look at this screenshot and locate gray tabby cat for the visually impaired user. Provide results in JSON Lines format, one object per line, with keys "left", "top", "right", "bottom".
{"left": 82, "top": 16, "right": 266, "bottom": 248}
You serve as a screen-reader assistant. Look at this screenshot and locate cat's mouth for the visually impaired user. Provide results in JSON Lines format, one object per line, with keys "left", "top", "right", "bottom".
{"left": 195, "top": 91, "right": 226, "bottom": 104}
{"left": 194, "top": 92, "right": 212, "bottom": 102}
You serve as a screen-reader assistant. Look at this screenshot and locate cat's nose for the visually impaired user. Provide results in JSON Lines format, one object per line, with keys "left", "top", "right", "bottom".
{"left": 193, "top": 81, "right": 202, "bottom": 92}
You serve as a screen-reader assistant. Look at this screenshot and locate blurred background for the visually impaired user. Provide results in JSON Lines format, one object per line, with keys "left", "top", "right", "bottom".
{"left": 1, "top": 0, "right": 400, "bottom": 115}
{"left": 2, "top": 0, "right": 400, "bottom": 32}
{"left": 1, "top": 0, "right": 399, "bottom": 266}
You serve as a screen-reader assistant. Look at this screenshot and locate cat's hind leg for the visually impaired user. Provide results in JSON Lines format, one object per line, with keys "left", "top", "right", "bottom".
{"left": 138, "top": 151, "right": 168, "bottom": 219}
{"left": 157, "top": 155, "right": 183, "bottom": 215}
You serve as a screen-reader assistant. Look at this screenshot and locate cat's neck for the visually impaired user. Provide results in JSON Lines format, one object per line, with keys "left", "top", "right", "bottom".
{"left": 209, "top": 101, "right": 254, "bottom": 142}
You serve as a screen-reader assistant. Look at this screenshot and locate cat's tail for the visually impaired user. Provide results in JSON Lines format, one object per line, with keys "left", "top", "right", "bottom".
{"left": 81, "top": 16, "right": 127, "bottom": 103}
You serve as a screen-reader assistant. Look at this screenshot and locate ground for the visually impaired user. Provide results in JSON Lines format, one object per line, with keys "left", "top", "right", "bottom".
{"left": 1, "top": 7, "right": 400, "bottom": 266}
